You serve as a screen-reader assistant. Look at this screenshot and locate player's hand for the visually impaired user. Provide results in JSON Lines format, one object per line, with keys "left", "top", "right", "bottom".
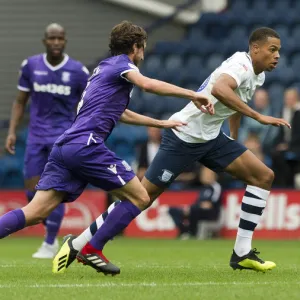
{"left": 5, "top": 133, "right": 16, "bottom": 155}
{"left": 158, "top": 120, "right": 187, "bottom": 131}
{"left": 257, "top": 115, "right": 291, "bottom": 128}
{"left": 192, "top": 93, "right": 215, "bottom": 115}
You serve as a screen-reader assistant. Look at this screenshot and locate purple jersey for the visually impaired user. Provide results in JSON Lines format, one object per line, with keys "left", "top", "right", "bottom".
{"left": 56, "top": 54, "right": 139, "bottom": 145}
{"left": 18, "top": 53, "right": 89, "bottom": 144}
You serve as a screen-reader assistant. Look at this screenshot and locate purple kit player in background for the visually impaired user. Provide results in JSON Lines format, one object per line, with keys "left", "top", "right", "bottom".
{"left": 0, "top": 21, "right": 213, "bottom": 275}
{"left": 5, "top": 23, "right": 89, "bottom": 258}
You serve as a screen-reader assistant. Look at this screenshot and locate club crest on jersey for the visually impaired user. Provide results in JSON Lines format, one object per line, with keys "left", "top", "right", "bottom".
{"left": 61, "top": 71, "right": 70, "bottom": 82}
{"left": 159, "top": 169, "right": 173, "bottom": 183}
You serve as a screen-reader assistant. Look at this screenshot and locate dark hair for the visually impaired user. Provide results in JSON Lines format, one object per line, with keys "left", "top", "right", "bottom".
{"left": 109, "top": 21, "right": 147, "bottom": 56}
{"left": 249, "top": 27, "right": 280, "bottom": 45}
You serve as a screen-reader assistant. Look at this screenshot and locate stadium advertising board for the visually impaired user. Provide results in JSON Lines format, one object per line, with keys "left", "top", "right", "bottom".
{"left": 0, "top": 190, "right": 106, "bottom": 236}
{"left": 1, "top": 190, "right": 300, "bottom": 239}
{"left": 125, "top": 190, "right": 300, "bottom": 239}
{"left": 220, "top": 190, "right": 300, "bottom": 239}
{"left": 125, "top": 191, "right": 198, "bottom": 238}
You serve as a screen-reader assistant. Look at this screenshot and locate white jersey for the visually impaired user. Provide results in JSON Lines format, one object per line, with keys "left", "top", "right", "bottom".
{"left": 170, "top": 51, "right": 265, "bottom": 143}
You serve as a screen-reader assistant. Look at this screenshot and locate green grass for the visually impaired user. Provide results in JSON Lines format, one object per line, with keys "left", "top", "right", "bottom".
{"left": 0, "top": 238, "right": 300, "bottom": 300}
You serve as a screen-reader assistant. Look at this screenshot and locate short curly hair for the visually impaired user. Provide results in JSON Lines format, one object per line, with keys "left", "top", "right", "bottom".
{"left": 249, "top": 27, "right": 280, "bottom": 45}
{"left": 109, "top": 20, "right": 147, "bottom": 56}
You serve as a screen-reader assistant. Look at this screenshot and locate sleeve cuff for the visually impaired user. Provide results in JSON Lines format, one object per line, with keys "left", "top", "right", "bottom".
{"left": 120, "top": 69, "right": 138, "bottom": 82}
{"left": 17, "top": 85, "right": 30, "bottom": 92}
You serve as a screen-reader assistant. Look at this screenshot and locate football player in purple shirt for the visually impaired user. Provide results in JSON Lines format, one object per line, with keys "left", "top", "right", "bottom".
{"left": 0, "top": 21, "right": 213, "bottom": 274}
{"left": 5, "top": 23, "right": 89, "bottom": 258}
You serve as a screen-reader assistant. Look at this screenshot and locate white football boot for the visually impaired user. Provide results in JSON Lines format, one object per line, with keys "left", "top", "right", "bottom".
{"left": 32, "top": 239, "right": 59, "bottom": 259}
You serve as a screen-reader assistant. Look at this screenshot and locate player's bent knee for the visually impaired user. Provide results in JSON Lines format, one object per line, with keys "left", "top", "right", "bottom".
{"left": 249, "top": 168, "right": 274, "bottom": 189}
{"left": 256, "top": 168, "right": 274, "bottom": 187}
{"left": 263, "top": 168, "right": 275, "bottom": 186}
{"left": 141, "top": 177, "right": 165, "bottom": 204}
{"left": 136, "top": 193, "right": 151, "bottom": 210}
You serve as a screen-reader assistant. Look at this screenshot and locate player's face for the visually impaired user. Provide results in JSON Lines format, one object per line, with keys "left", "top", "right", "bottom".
{"left": 256, "top": 37, "right": 281, "bottom": 72}
{"left": 132, "top": 42, "right": 146, "bottom": 66}
{"left": 43, "top": 30, "right": 66, "bottom": 58}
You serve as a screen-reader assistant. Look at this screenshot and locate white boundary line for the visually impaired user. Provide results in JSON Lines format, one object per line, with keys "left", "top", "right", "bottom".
{"left": 0, "top": 282, "right": 297, "bottom": 289}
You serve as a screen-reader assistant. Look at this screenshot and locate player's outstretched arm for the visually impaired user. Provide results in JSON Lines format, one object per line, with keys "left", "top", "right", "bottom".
{"left": 120, "top": 109, "right": 186, "bottom": 130}
{"left": 125, "top": 71, "right": 214, "bottom": 115}
{"left": 211, "top": 74, "right": 291, "bottom": 128}
{"left": 5, "top": 91, "right": 30, "bottom": 154}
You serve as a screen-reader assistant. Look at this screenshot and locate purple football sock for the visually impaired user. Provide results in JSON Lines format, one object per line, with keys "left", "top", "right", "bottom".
{"left": 0, "top": 209, "right": 26, "bottom": 238}
{"left": 45, "top": 203, "right": 65, "bottom": 245}
{"left": 89, "top": 201, "right": 141, "bottom": 250}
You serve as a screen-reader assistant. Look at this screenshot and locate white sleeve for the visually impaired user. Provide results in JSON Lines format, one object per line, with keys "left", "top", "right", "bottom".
{"left": 221, "top": 63, "right": 249, "bottom": 87}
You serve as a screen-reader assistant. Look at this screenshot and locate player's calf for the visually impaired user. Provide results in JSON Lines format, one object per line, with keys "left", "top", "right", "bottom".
{"left": 23, "top": 190, "right": 65, "bottom": 226}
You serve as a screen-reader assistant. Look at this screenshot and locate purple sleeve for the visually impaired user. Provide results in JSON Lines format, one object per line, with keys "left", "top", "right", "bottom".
{"left": 77, "top": 65, "right": 89, "bottom": 95}
{"left": 18, "top": 59, "right": 31, "bottom": 92}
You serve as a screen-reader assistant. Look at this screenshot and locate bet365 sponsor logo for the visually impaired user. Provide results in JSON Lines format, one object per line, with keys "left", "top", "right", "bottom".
{"left": 223, "top": 192, "right": 300, "bottom": 230}
{"left": 33, "top": 82, "right": 71, "bottom": 96}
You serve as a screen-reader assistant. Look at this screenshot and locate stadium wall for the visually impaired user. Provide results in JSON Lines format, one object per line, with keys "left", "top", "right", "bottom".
{"left": 1, "top": 190, "right": 300, "bottom": 239}
{"left": 0, "top": 0, "right": 184, "bottom": 141}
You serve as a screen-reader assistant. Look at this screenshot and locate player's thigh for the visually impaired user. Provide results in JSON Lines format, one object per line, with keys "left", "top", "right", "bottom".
{"left": 200, "top": 132, "right": 247, "bottom": 173}
{"left": 22, "top": 189, "right": 65, "bottom": 225}
{"left": 110, "top": 176, "right": 150, "bottom": 210}
{"left": 145, "top": 129, "right": 197, "bottom": 190}
{"left": 224, "top": 150, "right": 274, "bottom": 189}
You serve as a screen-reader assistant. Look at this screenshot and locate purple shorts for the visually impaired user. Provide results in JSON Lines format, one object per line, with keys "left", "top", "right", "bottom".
{"left": 36, "top": 141, "right": 136, "bottom": 202}
{"left": 24, "top": 143, "right": 53, "bottom": 179}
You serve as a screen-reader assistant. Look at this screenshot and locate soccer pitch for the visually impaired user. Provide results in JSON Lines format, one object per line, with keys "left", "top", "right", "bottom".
{"left": 0, "top": 238, "right": 299, "bottom": 300}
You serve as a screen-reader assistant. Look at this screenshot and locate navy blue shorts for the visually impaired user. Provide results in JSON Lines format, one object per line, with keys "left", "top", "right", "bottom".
{"left": 145, "top": 129, "right": 247, "bottom": 188}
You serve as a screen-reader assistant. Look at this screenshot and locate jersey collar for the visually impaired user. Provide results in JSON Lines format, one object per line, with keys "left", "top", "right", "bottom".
{"left": 245, "top": 52, "right": 255, "bottom": 73}
{"left": 43, "top": 53, "right": 69, "bottom": 71}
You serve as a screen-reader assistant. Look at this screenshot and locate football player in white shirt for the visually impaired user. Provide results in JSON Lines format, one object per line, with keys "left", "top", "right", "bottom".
{"left": 52, "top": 27, "right": 290, "bottom": 274}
